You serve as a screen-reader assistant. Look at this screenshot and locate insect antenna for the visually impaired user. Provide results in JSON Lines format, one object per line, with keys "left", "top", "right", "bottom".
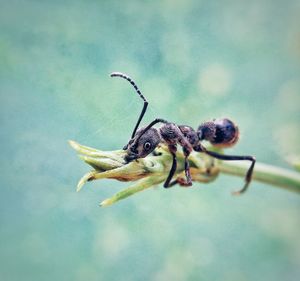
{"left": 110, "top": 72, "right": 148, "bottom": 138}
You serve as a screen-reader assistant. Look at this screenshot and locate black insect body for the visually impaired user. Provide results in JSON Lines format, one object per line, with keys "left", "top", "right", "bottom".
{"left": 111, "top": 72, "right": 256, "bottom": 194}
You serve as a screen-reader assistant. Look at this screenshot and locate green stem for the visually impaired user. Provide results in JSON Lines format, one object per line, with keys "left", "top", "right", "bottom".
{"left": 99, "top": 175, "right": 166, "bottom": 207}
{"left": 69, "top": 140, "right": 300, "bottom": 206}
{"left": 219, "top": 161, "right": 300, "bottom": 193}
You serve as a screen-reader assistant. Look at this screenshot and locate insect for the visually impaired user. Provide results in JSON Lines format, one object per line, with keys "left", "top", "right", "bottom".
{"left": 111, "top": 72, "right": 256, "bottom": 194}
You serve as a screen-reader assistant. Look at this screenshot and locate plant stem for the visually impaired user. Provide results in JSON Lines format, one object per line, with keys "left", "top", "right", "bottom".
{"left": 219, "top": 161, "right": 300, "bottom": 194}
{"left": 69, "top": 140, "right": 300, "bottom": 206}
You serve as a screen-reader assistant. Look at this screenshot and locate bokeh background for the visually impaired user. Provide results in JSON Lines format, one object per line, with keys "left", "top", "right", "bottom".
{"left": 1, "top": 0, "right": 300, "bottom": 280}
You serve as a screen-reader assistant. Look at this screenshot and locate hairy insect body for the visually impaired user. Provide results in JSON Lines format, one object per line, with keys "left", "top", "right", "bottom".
{"left": 198, "top": 118, "right": 239, "bottom": 148}
{"left": 160, "top": 123, "right": 193, "bottom": 152}
{"left": 125, "top": 127, "right": 160, "bottom": 162}
{"left": 178, "top": 125, "right": 201, "bottom": 150}
{"left": 126, "top": 123, "right": 193, "bottom": 162}
{"left": 111, "top": 72, "right": 255, "bottom": 194}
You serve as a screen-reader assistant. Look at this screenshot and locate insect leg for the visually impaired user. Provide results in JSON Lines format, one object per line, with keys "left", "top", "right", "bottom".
{"left": 184, "top": 154, "right": 192, "bottom": 186}
{"left": 174, "top": 147, "right": 193, "bottom": 186}
{"left": 201, "top": 148, "right": 256, "bottom": 194}
{"left": 135, "top": 118, "right": 168, "bottom": 143}
{"left": 163, "top": 145, "right": 177, "bottom": 188}
{"left": 165, "top": 144, "right": 193, "bottom": 187}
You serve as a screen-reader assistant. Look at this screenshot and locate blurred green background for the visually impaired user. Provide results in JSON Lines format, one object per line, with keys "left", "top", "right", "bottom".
{"left": 1, "top": 0, "right": 300, "bottom": 280}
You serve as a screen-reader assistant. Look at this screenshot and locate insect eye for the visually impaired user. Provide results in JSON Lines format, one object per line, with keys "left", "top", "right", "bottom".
{"left": 143, "top": 142, "right": 152, "bottom": 151}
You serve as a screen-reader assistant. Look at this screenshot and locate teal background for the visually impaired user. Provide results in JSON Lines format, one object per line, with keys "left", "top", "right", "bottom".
{"left": 1, "top": 0, "right": 300, "bottom": 280}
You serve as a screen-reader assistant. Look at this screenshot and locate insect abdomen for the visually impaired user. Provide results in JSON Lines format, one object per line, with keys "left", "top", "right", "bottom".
{"left": 198, "top": 118, "right": 239, "bottom": 148}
